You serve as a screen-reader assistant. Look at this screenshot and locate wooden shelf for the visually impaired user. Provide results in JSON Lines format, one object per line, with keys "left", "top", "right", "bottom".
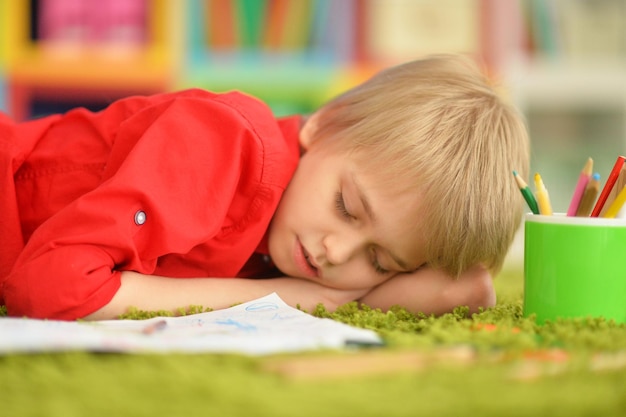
{"left": 3, "top": 0, "right": 180, "bottom": 119}
{"left": 507, "top": 59, "right": 626, "bottom": 110}
{"left": 10, "top": 48, "right": 170, "bottom": 90}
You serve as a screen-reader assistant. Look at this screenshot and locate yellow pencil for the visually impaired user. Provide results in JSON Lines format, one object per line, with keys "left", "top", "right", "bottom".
{"left": 602, "top": 184, "right": 626, "bottom": 218}
{"left": 534, "top": 173, "right": 553, "bottom": 216}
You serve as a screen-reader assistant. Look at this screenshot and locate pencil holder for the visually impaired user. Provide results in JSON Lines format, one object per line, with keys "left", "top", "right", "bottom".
{"left": 523, "top": 214, "right": 626, "bottom": 324}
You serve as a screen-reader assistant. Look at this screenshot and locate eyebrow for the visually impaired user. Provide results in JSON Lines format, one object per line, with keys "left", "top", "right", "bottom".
{"left": 351, "top": 174, "right": 412, "bottom": 271}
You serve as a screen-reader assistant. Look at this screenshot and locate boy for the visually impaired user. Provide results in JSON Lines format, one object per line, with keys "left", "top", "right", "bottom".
{"left": 0, "top": 54, "right": 529, "bottom": 320}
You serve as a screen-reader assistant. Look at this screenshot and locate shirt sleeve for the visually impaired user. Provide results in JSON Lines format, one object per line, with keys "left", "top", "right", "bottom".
{"left": 3, "top": 90, "right": 285, "bottom": 320}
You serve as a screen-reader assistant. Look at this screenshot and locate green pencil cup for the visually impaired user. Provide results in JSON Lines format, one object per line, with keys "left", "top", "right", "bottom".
{"left": 524, "top": 214, "right": 626, "bottom": 324}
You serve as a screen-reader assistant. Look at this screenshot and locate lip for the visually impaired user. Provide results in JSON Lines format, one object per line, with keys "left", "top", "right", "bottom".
{"left": 294, "top": 238, "right": 319, "bottom": 278}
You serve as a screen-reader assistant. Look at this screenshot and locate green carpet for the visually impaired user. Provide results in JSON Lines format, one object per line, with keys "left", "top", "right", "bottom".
{"left": 2, "top": 269, "right": 625, "bottom": 417}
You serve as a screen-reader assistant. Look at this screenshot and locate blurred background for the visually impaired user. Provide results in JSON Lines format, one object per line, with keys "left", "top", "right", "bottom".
{"left": 0, "top": 0, "right": 624, "bottom": 268}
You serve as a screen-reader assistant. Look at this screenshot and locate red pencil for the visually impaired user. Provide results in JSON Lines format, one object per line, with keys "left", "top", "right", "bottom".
{"left": 591, "top": 155, "right": 626, "bottom": 217}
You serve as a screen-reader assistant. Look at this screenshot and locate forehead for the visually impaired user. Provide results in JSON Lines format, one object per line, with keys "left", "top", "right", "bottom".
{"left": 347, "top": 147, "right": 423, "bottom": 201}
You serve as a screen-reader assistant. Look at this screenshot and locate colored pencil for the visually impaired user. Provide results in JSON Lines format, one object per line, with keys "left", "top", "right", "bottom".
{"left": 513, "top": 171, "right": 539, "bottom": 214}
{"left": 591, "top": 155, "right": 626, "bottom": 217}
{"left": 534, "top": 173, "right": 553, "bottom": 216}
{"left": 600, "top": 167, "right": 626, "bottom": 217}
{"left": 575, "top": 173, "right": 601, "bottom": 217}
{"left": 602, "top": 184, "right": 626, "bottom": 218}
{"left": 566, "top": 157, "right": 593, "bottom": 216}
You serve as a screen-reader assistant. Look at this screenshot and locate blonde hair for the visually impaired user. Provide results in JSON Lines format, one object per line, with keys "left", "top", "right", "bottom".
{"left": 310, "top": 54, "right": 530, "bottom": 276}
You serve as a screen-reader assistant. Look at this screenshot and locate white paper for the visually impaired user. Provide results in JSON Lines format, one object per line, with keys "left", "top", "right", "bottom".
{"left": 0, "top": 293, "right": 382, "bottom": 355}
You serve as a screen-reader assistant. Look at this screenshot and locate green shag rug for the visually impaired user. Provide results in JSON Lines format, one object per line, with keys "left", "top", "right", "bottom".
{"left": 2, "top": 269, "right": 626, "bottom": 417}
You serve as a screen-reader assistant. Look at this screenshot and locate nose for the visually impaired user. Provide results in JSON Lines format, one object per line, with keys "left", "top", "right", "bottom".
{"left": 319, "top": 229, "right": 365, "bottom": 266}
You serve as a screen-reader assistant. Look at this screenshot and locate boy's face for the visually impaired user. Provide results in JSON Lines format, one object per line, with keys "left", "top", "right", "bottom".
{"left": 267, "top": 140, "right": 427, "bottom": 291}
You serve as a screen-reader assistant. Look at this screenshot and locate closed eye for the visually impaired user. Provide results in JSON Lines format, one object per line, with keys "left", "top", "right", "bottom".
{"left": 335, "top": 192, "right": 356, "bottom": 220}
{"left": 372, "top": 260, "right": 389, "bottom": 275}
{"left": 369, "top": 248, "right": 390, "bottom": 275}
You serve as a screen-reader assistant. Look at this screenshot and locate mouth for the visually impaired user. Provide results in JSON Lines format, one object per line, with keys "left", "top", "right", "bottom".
{"left": 295, "top": 238, "right": 319, "bottom": 278}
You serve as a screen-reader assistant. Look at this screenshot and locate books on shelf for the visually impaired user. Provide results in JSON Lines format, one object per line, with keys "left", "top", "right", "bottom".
{"left": 38, "top": 0, "right": 148, "bottom": 51}
{"left": 365, "top": 0, "right": 480, "bottom": 63}
{"left": 522, "top": 0, "right": 626, "bottom": 62}
{"left": 556, "top": 0, "right": 625, "bottom": 61}
{"left": 205, "top": 0, "right": 238, "bottom": 49}
{"left": 201, "top": 0, "right": 359, "bottom": 61}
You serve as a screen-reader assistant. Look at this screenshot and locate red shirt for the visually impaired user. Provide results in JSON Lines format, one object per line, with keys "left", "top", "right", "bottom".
{"left": 0, "top": 89, "right": 301, "bottom": 319}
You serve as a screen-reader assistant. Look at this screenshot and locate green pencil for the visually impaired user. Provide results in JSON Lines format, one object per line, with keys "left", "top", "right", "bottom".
{"left": 513, "top": 171, "right": 540, "bottom": 214}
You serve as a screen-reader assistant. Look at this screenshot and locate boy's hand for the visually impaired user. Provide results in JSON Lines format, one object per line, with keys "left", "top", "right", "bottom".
{"left": 357, "top": 265, "right": 495, "bottom": 316}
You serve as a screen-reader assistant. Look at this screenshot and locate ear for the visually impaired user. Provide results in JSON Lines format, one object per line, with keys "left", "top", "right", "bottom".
{"left": 299, "top": 111, "right": 321, "bottom": 151}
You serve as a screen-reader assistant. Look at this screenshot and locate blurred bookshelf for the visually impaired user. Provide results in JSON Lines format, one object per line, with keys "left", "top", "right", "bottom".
{"left": 2, "top": 0, "right": 182, "bottom": 120}
{"left": 179, "top": 0, "right": 365, "bottom": 115}
{"left": 0, "top": 0, "right": 624, "bottom": 174}
{"left": 0, "top": 0, "right": 495, "bottom": 120}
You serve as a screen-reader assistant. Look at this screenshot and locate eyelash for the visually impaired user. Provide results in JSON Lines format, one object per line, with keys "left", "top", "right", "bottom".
{"left": 335, "top": 192, "right": 389, "bottom": 275}
{"left": 335, "top": 192, "right": 355, "bottom": 220}
{"left": 372, "top": 260, "right": 389, "bottom": 275}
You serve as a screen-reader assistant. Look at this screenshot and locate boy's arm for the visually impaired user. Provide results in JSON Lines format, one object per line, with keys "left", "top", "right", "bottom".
{"left": 84, "top": 271, "right": 368, "bottom": 320}
{"left": 357, "top": 265, "right": 495, "bottom": 316}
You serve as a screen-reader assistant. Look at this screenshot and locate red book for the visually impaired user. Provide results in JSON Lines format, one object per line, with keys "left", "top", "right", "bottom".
{"left": 263, "top": 0, "right": 289, "bottom": 50}
{"left": 207, "top": 0, "right": 237, "bottom": 49}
